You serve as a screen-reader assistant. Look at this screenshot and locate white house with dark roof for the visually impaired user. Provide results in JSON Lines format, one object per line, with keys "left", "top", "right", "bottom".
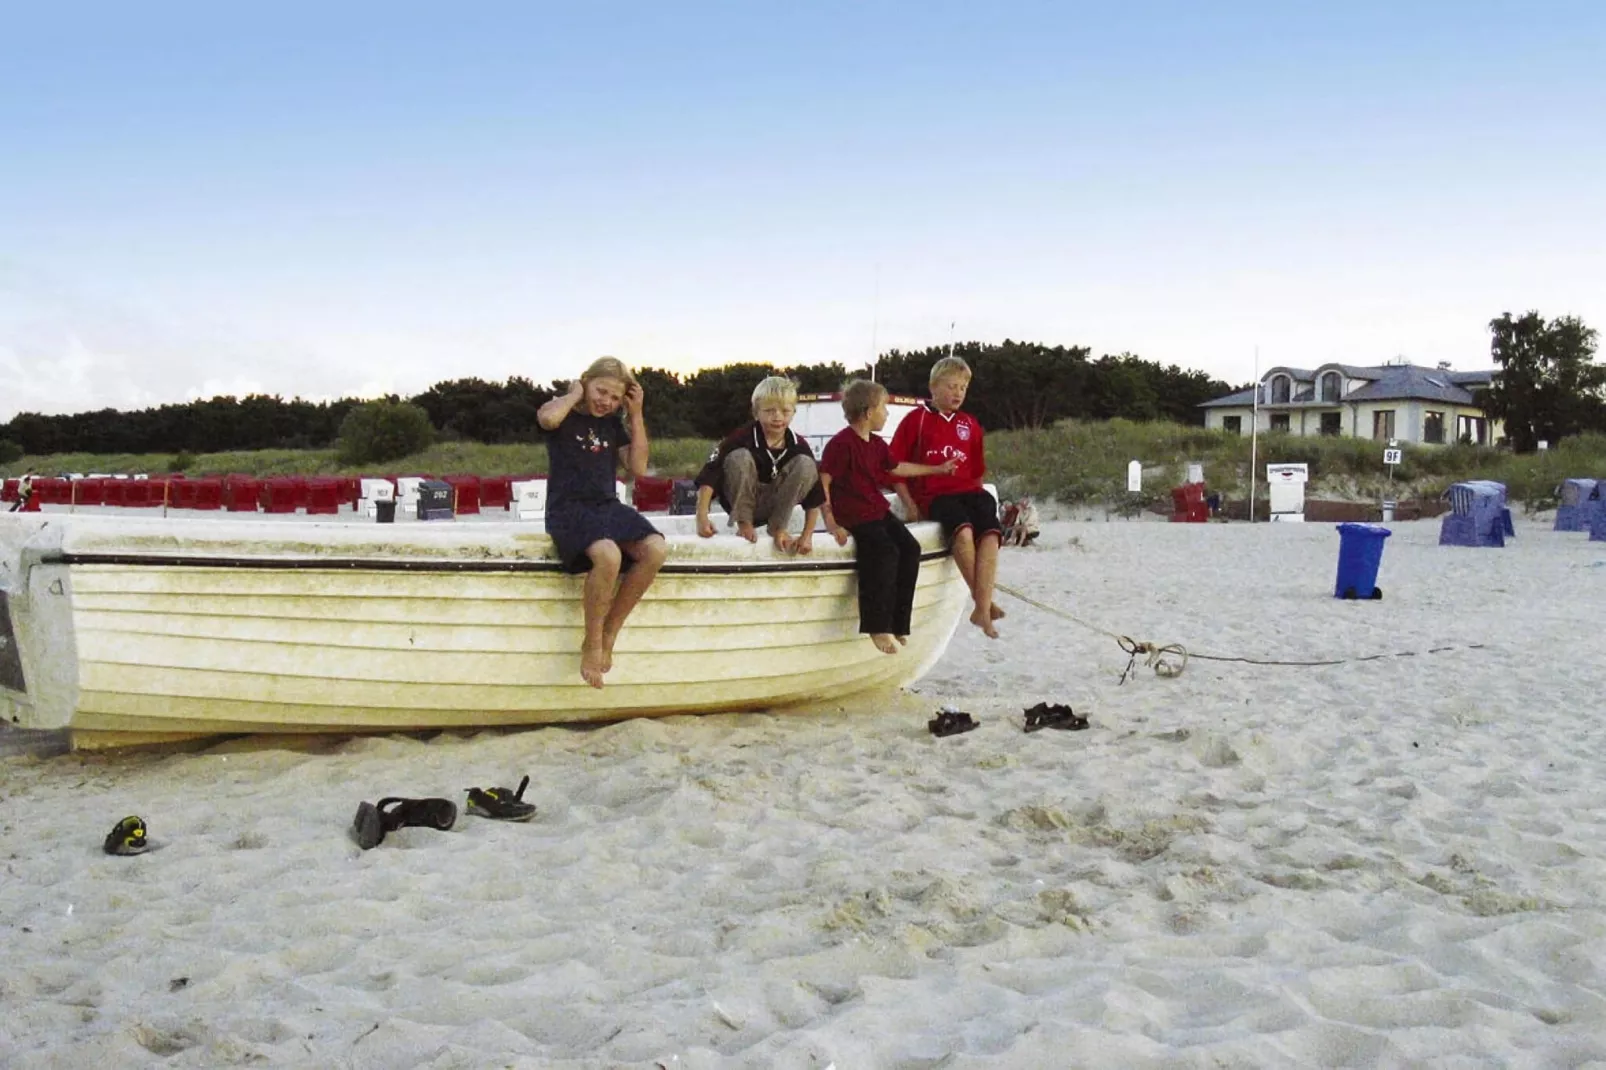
{"left": 1199, "top": 361, "right": 1501, "bottom": 446}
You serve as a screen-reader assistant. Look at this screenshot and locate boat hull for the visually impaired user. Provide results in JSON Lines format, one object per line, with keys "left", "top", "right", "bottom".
{"left": 0, "top": 515, "right": 967, "bottom": 747}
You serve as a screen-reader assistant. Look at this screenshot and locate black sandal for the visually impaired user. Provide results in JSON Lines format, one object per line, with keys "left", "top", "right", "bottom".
{"left": 928, "top": 710, "right": 979, "bottom": 737}
{"left": 104, "top": 815, "right": 149, "bottom": 856}
{"left": 352, "top": 796, "right": 458, "bottom": 850}
{"left": 1023, "top": 702, "right": 1090, "bottom": 733}
{"left": 465, "top": 775, "right": 537, "bottom": 822}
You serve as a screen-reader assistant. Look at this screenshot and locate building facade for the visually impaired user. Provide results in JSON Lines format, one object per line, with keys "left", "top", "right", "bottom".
{"left": 1199, "top": 362, "right": 1500, "bottom": 446}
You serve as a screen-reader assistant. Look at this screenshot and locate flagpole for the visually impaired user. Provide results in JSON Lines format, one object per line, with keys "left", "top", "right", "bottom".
{"left": 1249, "top": 346, "right": 1260, "bottom": 523}
{"left": 869, "top": 262, "right": 880, "bottom": 382}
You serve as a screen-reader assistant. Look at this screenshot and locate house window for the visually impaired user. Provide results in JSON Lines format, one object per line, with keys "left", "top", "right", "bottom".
{"left": 1319, "top": 372, "right": 1342, "bottom": 403}
{"left": 1423, "top": 411, "right": 1445, "bottom": 444}
{"left": 1456, "top": 415, "right": 1487, "bottom": 445}
{"left": 1320, "top": 412, "right": 1342, "bottom": 436}
{"left": 1372, "top": 410, "right": 1395, "bottom": 440}
{"left": 1270, "top": 413, "right": 1290, "bottom": 432}
{"left": 1223, "top": 415, "right": 1242, "bottom": 435}
{"left": 1269, "top": 375, "right": 1291, "bottom": 404}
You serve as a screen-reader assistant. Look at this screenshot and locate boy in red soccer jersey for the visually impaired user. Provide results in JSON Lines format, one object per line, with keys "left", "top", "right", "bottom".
{"left": 889, "top": 356, "right": 1004, "bottom": 638}
{"left": 819, "top": 380, "right": 957, "bottom": 655}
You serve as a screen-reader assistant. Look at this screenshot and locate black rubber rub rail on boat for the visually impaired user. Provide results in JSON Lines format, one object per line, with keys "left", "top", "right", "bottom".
{"left": 41, "top": 549, "right": 950, "bottom": 576}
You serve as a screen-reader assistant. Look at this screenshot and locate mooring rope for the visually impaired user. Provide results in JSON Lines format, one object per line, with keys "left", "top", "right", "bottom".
{"left": 994, "top": 583, "right": 1488, "bottom": 684}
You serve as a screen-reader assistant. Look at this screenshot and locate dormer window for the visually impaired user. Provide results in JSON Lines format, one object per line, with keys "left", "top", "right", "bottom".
{"left": 1269, "top": 375, "right": 1291, "bottom": 404}
{"left": 1319, "top": 372, "right": 1342, "bottom": 403}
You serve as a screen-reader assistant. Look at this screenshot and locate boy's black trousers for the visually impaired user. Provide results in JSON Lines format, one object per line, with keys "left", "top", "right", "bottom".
{"left": 849, "top": 516, "right": 921, "bottom": 636}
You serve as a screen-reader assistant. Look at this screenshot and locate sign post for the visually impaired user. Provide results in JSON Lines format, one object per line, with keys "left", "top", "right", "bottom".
{"left": 1383, "top": 440, "right": 1402, "bottom": 482}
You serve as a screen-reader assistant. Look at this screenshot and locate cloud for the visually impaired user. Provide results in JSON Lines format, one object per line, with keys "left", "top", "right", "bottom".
{"left": 0, "top": 264, "right": 331, "bottom": 422}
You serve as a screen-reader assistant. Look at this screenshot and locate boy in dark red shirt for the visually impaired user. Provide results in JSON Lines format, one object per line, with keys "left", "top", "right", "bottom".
{"left": 889, "top": 356, "right": 1004, "bottom": 638}
{"left": 820, "top": 379, "right": 957, "bottom": 654}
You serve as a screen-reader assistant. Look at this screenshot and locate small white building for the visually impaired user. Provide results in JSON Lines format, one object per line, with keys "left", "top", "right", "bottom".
{"left": 1199, "top": 362, "right": 1502, "bottom": 447}
{"left": 792, "top": 392, "right": 924, "bottom": 458}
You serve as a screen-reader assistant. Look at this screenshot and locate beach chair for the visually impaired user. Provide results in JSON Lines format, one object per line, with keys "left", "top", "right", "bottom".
{"left": 1439, "top": 482, "right": 1506, "bottom": 547}
{"left": 510, "top": 479, "right": 547, "bottom": 522}
{"left": 1554, "top": 479, "right": 1597, "bottom": 532}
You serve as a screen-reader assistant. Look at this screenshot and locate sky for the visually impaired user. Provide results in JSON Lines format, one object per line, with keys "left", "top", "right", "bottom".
{"left": 2, "top": 0, "right": 1604, "bottom": 421}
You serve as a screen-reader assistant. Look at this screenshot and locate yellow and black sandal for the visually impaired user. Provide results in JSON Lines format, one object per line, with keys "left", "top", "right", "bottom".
{"left": 103, "top": 815, "right": 149, "bottom": 856}
{"left": 465, "top": 775, "right": 536, "bottom": 822}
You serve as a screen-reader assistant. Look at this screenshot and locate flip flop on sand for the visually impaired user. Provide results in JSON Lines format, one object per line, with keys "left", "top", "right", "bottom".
{"left": 465, "top": 775, "right": 537, "bottom": 822}
{"left": 928, "top": 710, "right": 979, "bottom": 737}
{"left": 352, "top": 797, "right": 458, "bottom": 850}
{"left": 103, "top": 815, "right": 149, "bottom": 856}
{"left": 1023, "top": 702, "right": 1090, "bottom": 733}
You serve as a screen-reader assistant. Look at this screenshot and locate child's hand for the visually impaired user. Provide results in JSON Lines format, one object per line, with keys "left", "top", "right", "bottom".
{"left": 622, "top": 382, "right": 644, "bottom": 417}
{"left": 796, "top": 529, "right": 814, "bottom": 555}
{"left": 696, "top": 515, "right": 715, "bottom": 538}
{"left": 937, "top": 457, "right": 959, "bottom": 474}
{"left": 566, "top": 379, "right": 585, "bottom": 401}
{"left": 830, "top": 525, "right": 850, "bottom": 546}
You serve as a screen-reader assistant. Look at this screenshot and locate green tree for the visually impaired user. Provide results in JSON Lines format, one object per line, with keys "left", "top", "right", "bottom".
{"left": 0, "top": 439, "right": 21, "bottom": 464}
{"left": 336, "top": 400, "right": 437, "bottom": 465}
{"left": 1482, "top": 311, "right": 1605, "bottom": 451}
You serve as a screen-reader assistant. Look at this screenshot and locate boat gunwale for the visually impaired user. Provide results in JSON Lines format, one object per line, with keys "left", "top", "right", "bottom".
{"left": 42, "top": 548, "right": 950, "bottom": 575}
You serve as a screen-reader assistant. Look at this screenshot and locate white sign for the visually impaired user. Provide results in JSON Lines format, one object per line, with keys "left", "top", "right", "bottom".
{"left": 1126, "top": 460, "right": 1142, "bottom": 493}
{"left": 1265, "top": 463, "right": 1309, "bottom": 484}
{"left": 1383, "top": 448, "right": 1402, "bottom": 465}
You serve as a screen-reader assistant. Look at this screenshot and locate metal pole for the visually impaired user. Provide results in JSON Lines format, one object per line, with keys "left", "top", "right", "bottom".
{"left": 1249, "top": 346, "right": 1259, "bottom": 523}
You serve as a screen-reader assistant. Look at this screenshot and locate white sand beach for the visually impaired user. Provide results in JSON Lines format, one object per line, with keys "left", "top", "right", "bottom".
{"left": 4, "top": 516, "right": 1606, "bottom": 1068}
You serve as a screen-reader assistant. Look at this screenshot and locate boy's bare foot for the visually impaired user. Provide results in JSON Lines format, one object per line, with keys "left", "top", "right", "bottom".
{"left": 770, "top": 528, "right": 796, "bottom": 554}
{"left": 736, "top": 521, "right": 759, "bottom": 544}
{"left": 870, "top": 633, "right": 899, "bottom": 654}
{"left": 896, "top": 635, "right": 908, "bottom": 645}
{"left": 969, "top": 607, "right": 1000, "bottom": 639}
{"left": 580, "top": 644, "right": 607, "bottom": 688}
{"left": 600, "top": 630, "right": 619, "bottom": 672}
{"left": 989, "top": 603, "right": 1006, "bottom": 621}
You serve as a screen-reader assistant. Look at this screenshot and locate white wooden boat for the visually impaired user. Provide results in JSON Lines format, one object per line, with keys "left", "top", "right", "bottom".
{"left": 0, "top": 514, "right": 967, "bottom": 749}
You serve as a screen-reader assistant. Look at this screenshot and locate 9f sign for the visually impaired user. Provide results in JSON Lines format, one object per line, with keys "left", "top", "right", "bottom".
{"left": 1382, "top": 448, "right": 1402, "bottom": 465}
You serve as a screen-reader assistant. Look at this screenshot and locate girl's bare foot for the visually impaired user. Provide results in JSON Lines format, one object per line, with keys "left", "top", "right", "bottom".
{"left": 896, "top": 635, "right": 908, "bottom": 645}
{"left": 601, "top": 631, "right": 618, "bottom": 672}
{"left": 969, "top": 607, "right": 1000, "bottom": 639}
{"left": 989, "top": 603, "right": 1006, "bottom": 621}
{"left": 581, "top": 644, "right": 607, "bottom": 688}
{"left": 736, "top": 521, "right": 759, "bottom": 543}
{"left": 870, "top": 633, "right": 899, "bottom": 654}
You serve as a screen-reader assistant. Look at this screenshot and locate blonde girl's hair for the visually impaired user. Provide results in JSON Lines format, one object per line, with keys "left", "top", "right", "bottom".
{"left": 928, "top": 356, "right": 972, "bottom": 386}
{"left": 841, "top": 378, "right": 888, "bottom": 422}
{"left": 750, "top": 376, "right": 799, "bottom": 415}
{"left": 580, "top": 356, "right": 637, "bottom": 389}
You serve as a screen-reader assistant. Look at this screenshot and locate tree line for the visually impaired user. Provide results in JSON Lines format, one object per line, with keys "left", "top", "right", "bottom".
{"left": 0, "top": 341, "right": 1235, "bottom": 458}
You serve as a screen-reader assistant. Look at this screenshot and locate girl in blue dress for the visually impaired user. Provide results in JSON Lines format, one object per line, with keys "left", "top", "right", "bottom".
{"left": 538, "top": 357, "right": 667, "bottom": 688}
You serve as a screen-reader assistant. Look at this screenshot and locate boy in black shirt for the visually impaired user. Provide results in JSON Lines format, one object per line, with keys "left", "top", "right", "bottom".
{"left": 693, "top": 376, "right": 823, "bottom": 554}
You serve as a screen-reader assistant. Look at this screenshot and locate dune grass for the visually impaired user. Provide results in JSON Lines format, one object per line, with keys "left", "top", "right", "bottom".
{"left": 10, "top": 425, "right": 1606, "bottom": 509}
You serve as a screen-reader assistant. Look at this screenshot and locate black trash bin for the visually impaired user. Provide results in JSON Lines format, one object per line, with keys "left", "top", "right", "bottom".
{"left": 374, "top": 500, "right": 397, "bottom": 524}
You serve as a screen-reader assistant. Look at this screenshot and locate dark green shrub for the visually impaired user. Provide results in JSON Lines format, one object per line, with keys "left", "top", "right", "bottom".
{"left": 336, "top": 401, "right": 436, "bottom": 466}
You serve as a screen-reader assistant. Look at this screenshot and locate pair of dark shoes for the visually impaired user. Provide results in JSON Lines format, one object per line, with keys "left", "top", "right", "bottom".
{"left": 352, "top": 797, "right": 458, "bottom": 851}
{"left": 354, "top": 776, "right": 538, "bottom": 849}
{"left": 104, "top": 815, "right": 149, "bottom": 856}
{"left": 1023, "top": 702, "right": 1089, "bottom": 732}
{"left": 928, "top": 710, "right": 979, "bottom": 737}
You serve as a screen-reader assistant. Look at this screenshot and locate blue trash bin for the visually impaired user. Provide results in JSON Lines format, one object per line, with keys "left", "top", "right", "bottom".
{"left": 1334, "top": 523, "right": 1392, "bottom": 600}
